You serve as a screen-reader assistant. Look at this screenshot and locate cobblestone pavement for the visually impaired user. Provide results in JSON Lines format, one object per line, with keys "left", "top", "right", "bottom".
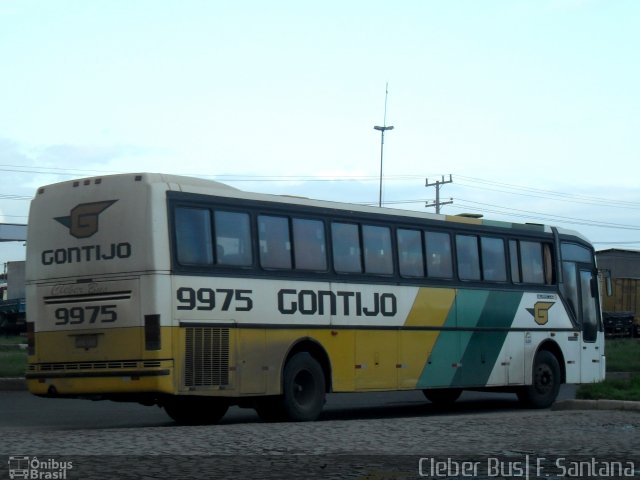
{"left": 1, "top": 409, "right": 638, "bottom": 457}
{"left": 2, "top": 410, "right": 640, "bottom": 479}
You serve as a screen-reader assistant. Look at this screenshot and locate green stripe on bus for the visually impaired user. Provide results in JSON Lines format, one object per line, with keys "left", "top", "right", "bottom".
{"left": 452, "top": 290, "right": 524, "bottom": 386}
{"left": 417, "top": 289, "right": 523, "bottom": 389}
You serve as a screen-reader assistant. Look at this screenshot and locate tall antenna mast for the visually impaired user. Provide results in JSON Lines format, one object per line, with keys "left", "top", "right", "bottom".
{"left": 374, "top": 82, "right": 394, "bottom": 207}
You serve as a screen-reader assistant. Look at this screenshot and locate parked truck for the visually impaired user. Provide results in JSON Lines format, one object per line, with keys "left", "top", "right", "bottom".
{"left": 600, "top": 277, "right": 640, "bottom": 338}
{"left": 0, "top": 261, "right": 26, "bottom": 335}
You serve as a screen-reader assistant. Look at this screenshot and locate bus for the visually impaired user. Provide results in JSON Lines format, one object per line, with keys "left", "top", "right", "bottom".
{"left": 25, "top": 173, "right": 605, "bottom": 424}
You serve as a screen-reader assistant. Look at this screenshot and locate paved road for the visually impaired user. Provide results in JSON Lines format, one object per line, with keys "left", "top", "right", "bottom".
{"left": 0, "top": 387, "right": 577, "bottom": 430}
{"left": 2, "top": 386, "right": 639, "bottom": 480}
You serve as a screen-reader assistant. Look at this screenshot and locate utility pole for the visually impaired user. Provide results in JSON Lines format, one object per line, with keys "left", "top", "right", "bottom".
{"left": 374, "top": 82, "right": 394, "bottom": 208}
{"left": 425, "top": 175, "right": 453, "bottom": 214}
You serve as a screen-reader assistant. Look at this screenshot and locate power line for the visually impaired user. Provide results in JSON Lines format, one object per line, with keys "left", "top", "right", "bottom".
{"left": 0, "top": 164, "right": 122, "bottom": 176}
{"left": 0, "top": 165, "right": 428, "bottom": 183}
{"left": 453, "top": 198, "right": 640, "bottom": 231}
{"left": 455, "top": 174, "right": 640, "bottom": 209}
{"left": 0, "top": 194, "right": 31, "bottom": 200}
{"left": 0, "top": 162, "right": 639, "bottom": 209}
{"left": 1, "top": 162, "right": 638, "bottom": 206}
{"left": 2, "top": 166, "right": 640, "bottom": 234}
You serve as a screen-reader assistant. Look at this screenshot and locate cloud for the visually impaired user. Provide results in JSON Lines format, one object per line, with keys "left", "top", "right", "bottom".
{"left": 0, "top": 138, "right": 156, "bottom": 192}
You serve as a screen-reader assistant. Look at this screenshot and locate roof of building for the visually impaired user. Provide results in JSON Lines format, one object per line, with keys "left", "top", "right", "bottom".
{"left": 597, "top": 248, "right": 640, "bottom": 255}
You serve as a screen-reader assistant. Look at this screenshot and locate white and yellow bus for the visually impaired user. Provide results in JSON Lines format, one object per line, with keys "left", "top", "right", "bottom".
{"left": 26, "top": 173, "right": 605, "bottom": 424}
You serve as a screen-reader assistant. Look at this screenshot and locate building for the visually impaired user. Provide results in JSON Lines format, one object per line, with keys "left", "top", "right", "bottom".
{"left": 596, "top": 248, "right": 640, "bottom": 336}
{"left": 596, "top": 248, "right": 640, "bottom": 279}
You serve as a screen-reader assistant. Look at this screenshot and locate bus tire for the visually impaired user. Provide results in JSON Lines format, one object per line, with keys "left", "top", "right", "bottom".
{"left": 281, "top": 352, "right": 326, "bottom": 421}
{"left": 422, "top": 388, "right": 462, "bottom": 405}
{"left": 254, "top": 396, "right": 287, "bottom": 423}
{"left": 517, "top": 350, "right": 561, "bottom": 409}
{"left": 163, "top": 396, "right": 229, "bottom": 425}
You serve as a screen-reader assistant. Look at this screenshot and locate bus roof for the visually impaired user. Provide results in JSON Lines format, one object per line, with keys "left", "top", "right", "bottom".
{"left": 36, "top": 172, "right": 591, "bottom": 243}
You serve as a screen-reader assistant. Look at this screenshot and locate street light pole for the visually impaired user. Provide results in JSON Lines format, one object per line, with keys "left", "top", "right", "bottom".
{"left": 374, "top": 125, "right": 393, "bottom": 207}
{"left": 374, "top": 83, "right": 394, "bottom": 208}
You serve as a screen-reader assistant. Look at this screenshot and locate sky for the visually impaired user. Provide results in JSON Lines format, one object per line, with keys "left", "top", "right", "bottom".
{"left": 1, "top": 0, "right": 639, "bottom": 269}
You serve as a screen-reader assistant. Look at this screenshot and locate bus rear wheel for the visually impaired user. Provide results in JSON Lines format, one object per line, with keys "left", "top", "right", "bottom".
{"left": 517, "top": 350, "right": 561, "bottom": 409}
{"left": 163, "top": 396, "right": 229, "bottom": 425}
{"left": 255, "top": 353, "right": 326, "bottom": 422}
{"left": 422, "top": 388, "right": 462, "bottom": 405}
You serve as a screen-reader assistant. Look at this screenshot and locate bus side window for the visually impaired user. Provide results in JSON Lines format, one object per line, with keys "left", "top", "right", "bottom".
{"left": 456, "top": 234, "right": 481, "bottom": 281}
{"left": 481, "top": 236, "right": 507, "bottom": 282}
{"left": 214, "top": 211, "right": 252, "bottom": 266}
{"left": 509, "top": 240, "right": 521, "bottom": 283}
{"left": 543, "top": 243, "right": 554, "bottom": 285}
{"left": 174, "top": 207, "right": 214, "bottom": 266}
{"left": 562, "top": 261, "right": 579, "bottom": 321}
{"left": 521, "top": 241, "right": 544, "bottom": 284}
{"left": 425, "top": 231, "right": 453, "bottom": 279}
{"left": 362, "top": 225, "right": 393, "bottom": 275}
{"left": 292, "top": 218, "right": 327, "bottom": 271}
{"left": 397, "top": 228, "right": 424, "bottom": 277}
{"left": 258, "top": 215, "right": 292, "bottom": 269}
{"left": 331, "top": 222, "right": 362, "bottom": 273}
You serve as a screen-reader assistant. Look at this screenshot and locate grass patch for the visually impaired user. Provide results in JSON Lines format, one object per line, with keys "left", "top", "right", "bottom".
{"left": 0, "top": 336, "right": 28, "bottom": 377}
{"left": 0, "top": 350, "right": 27, "bottom": 377}
{"left": 604, "top": 338, "right": 640, "bottom": 372}
{"left": 576, "top": 375, "right": 640, "bottom": 401}
{"left": 576, "top": 338, "right": 639, "bottom": 401}
{"left": 0, "top": 335, "right": 27, "bottom": 346}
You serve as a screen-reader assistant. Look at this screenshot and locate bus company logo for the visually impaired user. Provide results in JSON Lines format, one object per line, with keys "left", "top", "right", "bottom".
{"left": 8, "top": 456, "right": 73, "bottom": 479}
{"left": 527, "top": 301, "right": 555, "bottom": 326}
{"left": 54, "top": 200, "right": 117, "bottom": 239}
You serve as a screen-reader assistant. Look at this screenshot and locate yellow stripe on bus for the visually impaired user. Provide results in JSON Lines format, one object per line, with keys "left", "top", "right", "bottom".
{"left": 404, "top": 287, "right": 455, "bottom": 327}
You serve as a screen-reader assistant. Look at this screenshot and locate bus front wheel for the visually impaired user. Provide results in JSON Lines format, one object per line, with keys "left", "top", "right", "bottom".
{"left": 517, "top": 350, "right": 561, "bottom": 408}
{"left": 281, "top": 352, "right": 326, "bottom": 421}
{"left": 163, "top": 396, "right": 229, "bottom": 425}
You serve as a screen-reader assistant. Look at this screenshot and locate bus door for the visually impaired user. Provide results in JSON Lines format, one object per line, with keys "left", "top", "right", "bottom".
{"left": 560, "top": 242, "right": 604, "bottom": 383}
{"left": 578, "top": 268, "right": 604, "bottom": 382}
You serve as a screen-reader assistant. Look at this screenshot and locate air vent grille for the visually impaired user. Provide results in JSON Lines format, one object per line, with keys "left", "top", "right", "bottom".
{"left": 184, "top": 327, "right": 230, "bottom": 387}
